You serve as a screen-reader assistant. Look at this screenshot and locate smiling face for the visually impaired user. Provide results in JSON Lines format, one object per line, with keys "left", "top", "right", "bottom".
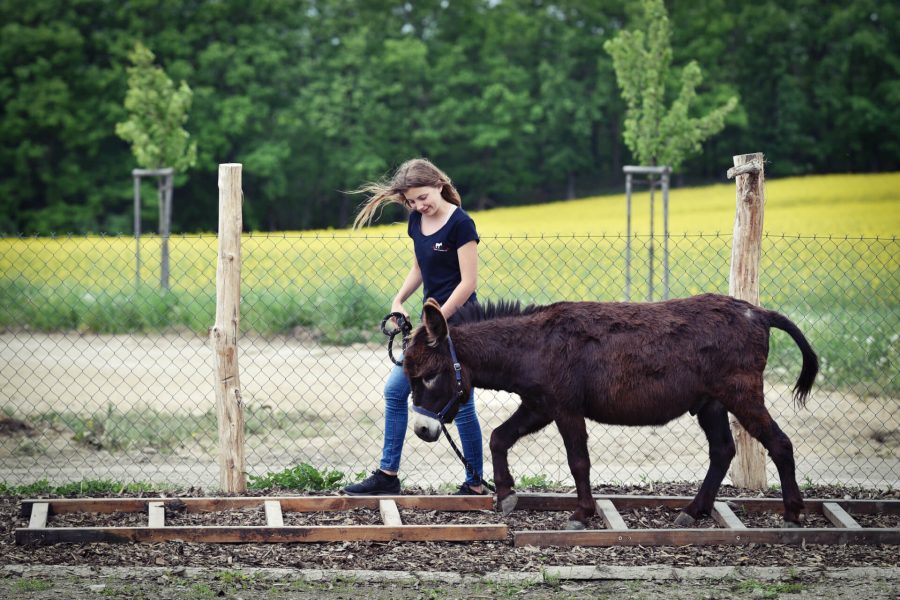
{"left": 402, "top": 185, "right": 447, "bottom": 218}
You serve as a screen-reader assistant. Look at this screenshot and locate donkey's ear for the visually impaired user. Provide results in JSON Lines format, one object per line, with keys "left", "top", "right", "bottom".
{"left": 422, "top": 298, "right": 448, "bottom": 347}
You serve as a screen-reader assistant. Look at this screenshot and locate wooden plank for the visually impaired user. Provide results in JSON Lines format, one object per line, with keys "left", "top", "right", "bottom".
{"left": 19, "top": 495, "right": 494, "bottom": 515}
{"left": 264, "top": 501, "right": 284, "bottom": 528}
{"left": 511, "top": 494, "right": 900, "bottom": 515}
{"left": 595, "top": 499, "right": 627, "bottom": 531}
{"left": 28, "top": 502, "right": 48, "bottom": 529}
{"left": 147, "top": 502, "right": 165, "bottom": 528}
{"left": 15, "top": 524, "right": 509, "bottom": 545}
{"left": 823, "top": 502, "right": 862, "bottom": 529}
{"left": 712, "top": 502, "right": 746, "bottom": 529}
{"left": 514, "top": 527, "right": 900, "bottom": 547}
{"left": 379, "top": 500, "right": 402, "bottom": 527}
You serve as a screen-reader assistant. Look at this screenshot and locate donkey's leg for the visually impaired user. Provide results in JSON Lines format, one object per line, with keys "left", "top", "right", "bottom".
{"left": 676, "top": 400, "right": 736, "bottom": 527}
{"left": 490, "top": 403, "right": 553, "bottom": 515}
{"left": 727, "top": 377, "right": 804, "bottom": 524}
{"left": 555, "top": 414, "right": 595, "bottom": 529}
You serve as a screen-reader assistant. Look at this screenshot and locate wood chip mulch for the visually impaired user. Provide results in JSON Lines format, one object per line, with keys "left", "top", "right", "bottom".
{"left": 3, "top": 483, "right": 898, "bottom": 573}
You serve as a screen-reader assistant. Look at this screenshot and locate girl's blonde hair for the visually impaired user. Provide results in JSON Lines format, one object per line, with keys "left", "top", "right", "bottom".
{"left": 352, "top": 158, "right": 462, "bottom": 229}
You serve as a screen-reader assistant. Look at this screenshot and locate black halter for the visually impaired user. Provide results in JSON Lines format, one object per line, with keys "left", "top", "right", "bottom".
{"left": 380, "top": 312, "right": 412, "bottom": 366}
{"left": 393, "top": 327, "right": 494, "bottom": 492}
{"left": 410, "top": 333, "right": 465, "bottom": 424}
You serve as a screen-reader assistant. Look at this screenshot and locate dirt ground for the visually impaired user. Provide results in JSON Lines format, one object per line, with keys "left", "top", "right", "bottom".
{"left": 1, "top": 332, "right": 897, "bottom": 492}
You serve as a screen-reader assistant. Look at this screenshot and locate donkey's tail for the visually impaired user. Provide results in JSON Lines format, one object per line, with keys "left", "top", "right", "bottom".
{"left": 765, "top": 311, "right": 819, "bottom": 408}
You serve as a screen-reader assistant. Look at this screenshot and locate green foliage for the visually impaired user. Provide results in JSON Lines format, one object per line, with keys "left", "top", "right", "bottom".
{"left": 0, "top": 0, "right": 897, "bottom": 232}
{"left": 516, "top": 474, "right": 561, "bottom": 490}
{"left": 115, "top": 42, "right": 196, "bottom": 173}
{"left": 0, "top": 478, "right": 163, "bottom": 496}
{"left": 15, "top": 579, "right": 53, "bottom": 592}
{"left": 736, "top": 579, "right": 805, "bottom": 598}
{"left": 604, "top": 0, "right": 738, "bottom": 169}
{"left": 247, "top": 463, "right": 346, "bottom": 491}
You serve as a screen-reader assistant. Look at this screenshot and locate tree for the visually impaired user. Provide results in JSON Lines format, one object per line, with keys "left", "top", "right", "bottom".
{"left": 116, "top": 41, "right": 196, "bottom": 173}
{"left": 116, "top": 41, "right": 196, "bottom": 288}
{"left": 603, "top": 0, "right": 737, "bottom": 170}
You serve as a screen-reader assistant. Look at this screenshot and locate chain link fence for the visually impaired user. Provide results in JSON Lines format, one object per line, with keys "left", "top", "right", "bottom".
{"left": 1, "top": 232, "right": 897, "bottom": 490}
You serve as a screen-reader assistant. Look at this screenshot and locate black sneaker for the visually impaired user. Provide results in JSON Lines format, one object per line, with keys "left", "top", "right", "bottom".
{"left": 453, "top": 482, "right": 488, "bottom": 496}
{"left": 342, "top": 470, "right": 401, "bottom": 496}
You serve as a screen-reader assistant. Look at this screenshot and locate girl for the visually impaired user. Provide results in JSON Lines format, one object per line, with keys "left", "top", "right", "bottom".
{"left": 343, "top": 158, "right": 485, "bottom": 495}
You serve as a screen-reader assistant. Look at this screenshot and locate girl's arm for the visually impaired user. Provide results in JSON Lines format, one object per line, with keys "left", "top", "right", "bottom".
{"left": 440, "top": 240, "right": 478, "bottom": 319}
{"left": 392, "top": 255, "right": 423, "bottom": 318}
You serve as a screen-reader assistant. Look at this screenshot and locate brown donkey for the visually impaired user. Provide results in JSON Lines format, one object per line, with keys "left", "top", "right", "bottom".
{"left": 403, "top": 293, "right": 818, "bottom": 529}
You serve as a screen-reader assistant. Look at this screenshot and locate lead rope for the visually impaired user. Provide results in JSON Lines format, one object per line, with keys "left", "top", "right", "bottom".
{"left": 439, "top": 422, "right": 495, "bottom": 493}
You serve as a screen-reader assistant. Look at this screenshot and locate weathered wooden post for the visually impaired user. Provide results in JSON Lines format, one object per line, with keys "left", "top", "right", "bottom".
{"left": 210, "top": 163, "right": 246, "bottom": 492}
{"left": 726, "top": 152, "right": 768, "bottom": 488}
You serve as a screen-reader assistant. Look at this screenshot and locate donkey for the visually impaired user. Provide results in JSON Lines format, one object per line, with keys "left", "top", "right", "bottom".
{"left": 403, "top": 293, "right": 818, "bottom": 530}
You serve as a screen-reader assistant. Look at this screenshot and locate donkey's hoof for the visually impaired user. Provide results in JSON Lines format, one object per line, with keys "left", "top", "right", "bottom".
{"left": 499, "top": 493, "right": 519, "bottom": 516}
{"left": 565, "top": 520, "right": 586, "bottom": 531}
{"left": 674, "top": 511, "right": 696, "bottom": 528}
{"left": 781, "top": 520, "right": 802, "bottom": 529}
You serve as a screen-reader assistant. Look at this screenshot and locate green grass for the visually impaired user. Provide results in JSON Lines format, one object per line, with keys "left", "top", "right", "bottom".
{"left": 6, "top": 404, "right": 330, "bottom": 455}
{"left": 0, "top": 478, "right": 168, "bottom": 496}
{"left": 0, "top": 277, "right": 387, "bottom": 345}
{"left": 15, "top": 579, "right": 53, "bottom": 592}
{"left": 735, "top": 579, "right": 805, "bottom": 598}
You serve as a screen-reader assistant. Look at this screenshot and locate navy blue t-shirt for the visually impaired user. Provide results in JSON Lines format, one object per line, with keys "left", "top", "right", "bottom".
{"left": 408, "top": 207, "right": 479, "bottom": 307}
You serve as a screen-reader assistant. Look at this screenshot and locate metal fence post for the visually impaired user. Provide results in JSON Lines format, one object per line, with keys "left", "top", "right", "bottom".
{"left": 625, "top": 172, "right": 632, "bottom": 300}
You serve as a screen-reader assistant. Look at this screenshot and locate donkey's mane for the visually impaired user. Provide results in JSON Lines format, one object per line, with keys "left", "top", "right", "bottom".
{"left": 453, "top": 299, "right": 545, "bottom": 325}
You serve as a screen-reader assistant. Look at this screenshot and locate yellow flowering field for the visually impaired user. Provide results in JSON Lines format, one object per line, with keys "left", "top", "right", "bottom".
{"left": 1, "top": 172, "right": 897, "bottom": 303}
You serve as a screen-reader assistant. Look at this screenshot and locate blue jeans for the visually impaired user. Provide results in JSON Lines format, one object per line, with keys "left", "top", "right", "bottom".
{"left": 379, "top": 362, "right": 484, "bottom": 486}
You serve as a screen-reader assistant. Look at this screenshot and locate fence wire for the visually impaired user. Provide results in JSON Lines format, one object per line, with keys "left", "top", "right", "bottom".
{"left": 0, "top": 232, "right": 897, "bottom": 490}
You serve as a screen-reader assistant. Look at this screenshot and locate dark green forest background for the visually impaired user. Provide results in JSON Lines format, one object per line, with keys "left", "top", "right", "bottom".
{"left": 1, "top": 0, "right": 897, "bottom": 233}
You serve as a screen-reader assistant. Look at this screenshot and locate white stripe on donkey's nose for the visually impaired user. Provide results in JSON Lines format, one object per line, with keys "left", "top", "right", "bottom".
{"left": 412, "top": 413, "right": 441, "bottom": 442}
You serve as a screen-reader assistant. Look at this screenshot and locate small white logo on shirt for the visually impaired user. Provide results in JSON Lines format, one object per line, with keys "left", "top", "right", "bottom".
{"left": 432, "top": 242, "right": 449, "bottom": 252}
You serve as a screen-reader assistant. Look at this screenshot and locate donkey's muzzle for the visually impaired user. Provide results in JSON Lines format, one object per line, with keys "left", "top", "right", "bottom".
{"left": 412, "top": 413, "right": 441, "bottom": 442}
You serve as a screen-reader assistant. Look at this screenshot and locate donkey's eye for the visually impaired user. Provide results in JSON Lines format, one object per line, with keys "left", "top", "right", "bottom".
{"left": 423, "top": 375, "right": 439, "bottom": 390}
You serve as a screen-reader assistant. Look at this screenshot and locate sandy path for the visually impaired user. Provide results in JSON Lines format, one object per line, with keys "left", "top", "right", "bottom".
{"left": 1, "top": 333, "right": 897, "bottom": 490}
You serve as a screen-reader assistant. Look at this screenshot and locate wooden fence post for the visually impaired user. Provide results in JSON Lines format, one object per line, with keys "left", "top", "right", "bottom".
{"left": 210, "top": 163, "right": 246, "bottom": 493}
{"left": 726, "top": 152, "right": 768, "bottom": 488}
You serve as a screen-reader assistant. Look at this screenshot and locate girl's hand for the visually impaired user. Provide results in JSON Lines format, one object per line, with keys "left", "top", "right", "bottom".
{"left": 390, "top": 300, "right": 410, "bottom": 327}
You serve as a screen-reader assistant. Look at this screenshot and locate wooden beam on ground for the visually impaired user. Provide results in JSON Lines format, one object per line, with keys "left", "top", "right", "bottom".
{"left": 264, "top": 501, "right": 284, "bottom": 527}
{"left": 510, "top": 494, "right": 900, "bottom": 515}
{"left": 514, "top": 527, "right": 900, "bottom": 547}
{"left": 28, "top": 502, "right": 48, "bottom": 529}
{"left": 147, "top": 502, "right": 165, "bottom": 528}
{"left": 823, "top": 502, "right": 862, "bottom": 529}
{"left": 595, "top": 499, "right": 628, "bottom": 531}
{"left": 20, "top": 495, "right": 494, "bottom": 515}
{"left": 379, "top": 500, "right": 402, "bottom": 527}
{"left": 712, "top": 501, "right": 746, "bottom": 529}
{"left": 16, "top": 524, "right": 509, "bottom": 545}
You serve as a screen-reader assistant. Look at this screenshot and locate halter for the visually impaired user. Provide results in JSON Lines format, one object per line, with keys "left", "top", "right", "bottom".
{"left": 406, "top": 331, "right": 495, "bottom": 492}
{"left": 410, "top": 333, "right": 465, "bottom": 424}
{"left": 380, "top": 312, "right": 412, "bottom": 366}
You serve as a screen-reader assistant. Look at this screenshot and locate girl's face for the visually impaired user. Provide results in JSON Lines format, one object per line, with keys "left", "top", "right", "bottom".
{"left": 403, "top": 185, "right": 446, "bottom": 217}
